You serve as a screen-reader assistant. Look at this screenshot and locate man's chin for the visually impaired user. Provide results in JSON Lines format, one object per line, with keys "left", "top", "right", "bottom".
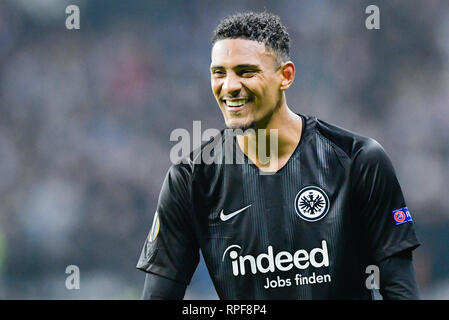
{"left": 225, "top": 120, "right": 254, "bottom": 133}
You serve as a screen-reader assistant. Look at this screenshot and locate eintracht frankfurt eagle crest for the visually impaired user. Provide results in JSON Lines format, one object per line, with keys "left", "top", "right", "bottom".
{"left": 295, "top": 186, "right": 330, "bottom": 222}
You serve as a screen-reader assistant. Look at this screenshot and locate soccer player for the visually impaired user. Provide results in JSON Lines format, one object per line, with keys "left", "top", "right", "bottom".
{"left": 136, "top": 12, "right": 420, "bottom": 299}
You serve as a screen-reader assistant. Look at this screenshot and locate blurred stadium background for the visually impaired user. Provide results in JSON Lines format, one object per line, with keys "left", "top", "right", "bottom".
{"left": 0, "top": 0, "right": 448, "bottom": 299}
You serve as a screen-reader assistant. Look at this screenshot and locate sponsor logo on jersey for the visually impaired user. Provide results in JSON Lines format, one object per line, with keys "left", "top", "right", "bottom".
{"left": 294, "top": 186, "right": 330, "bottom": 222}
{"left": 148, "top": 211, "right": 160, "bottom": 242}
{"left": 222, "top": 240, "right": 329, "bottom": 276}
{"left": 392, "top": 206, "right": 413, "bottom": 225}
{"left": 220, "top": 204, "right": 252, "bottom": 221}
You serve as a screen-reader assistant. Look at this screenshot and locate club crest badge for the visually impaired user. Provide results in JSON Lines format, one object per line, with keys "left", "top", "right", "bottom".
{"left": 295, "top": 186, "right": 330, "bottom": 222}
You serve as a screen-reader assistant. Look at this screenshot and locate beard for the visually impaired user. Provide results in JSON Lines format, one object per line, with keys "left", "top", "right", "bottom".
{"left": 225, "top": 120, "right": 255, "bottom": 134}
{"left": 225, "top": 106, "right": 277, "bottom": 135}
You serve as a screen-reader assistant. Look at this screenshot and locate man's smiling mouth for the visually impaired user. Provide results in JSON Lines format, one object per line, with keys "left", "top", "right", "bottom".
{"left": 225, "top": 98, "right": 248, "bottom": 107}
{"left": 223, "top": 97, "right": 253, "bottom": 111}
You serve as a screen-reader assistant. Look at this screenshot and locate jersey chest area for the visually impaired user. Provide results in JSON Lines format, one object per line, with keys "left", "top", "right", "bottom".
{"left": 192, "top": 161, "right": 357, "bottom": 299}
{"left": 192, "top": 157, "right": 352, "bottom": 248}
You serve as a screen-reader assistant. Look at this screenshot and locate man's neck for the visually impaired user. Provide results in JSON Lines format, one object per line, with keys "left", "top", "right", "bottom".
{"left": 236, "top": 102, "right": 302, "bottom": 173}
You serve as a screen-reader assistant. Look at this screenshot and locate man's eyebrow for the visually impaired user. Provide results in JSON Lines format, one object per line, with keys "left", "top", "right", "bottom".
{"left": 234, "top": 64, "right": 260, "bottom": 69}
{"left": 210, "top": 64, "right": 260, "bottom": 69}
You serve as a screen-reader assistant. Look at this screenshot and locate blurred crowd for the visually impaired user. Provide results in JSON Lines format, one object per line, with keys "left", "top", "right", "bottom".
{"left": 0, "top": 0, "right": 448, "bottom": 299}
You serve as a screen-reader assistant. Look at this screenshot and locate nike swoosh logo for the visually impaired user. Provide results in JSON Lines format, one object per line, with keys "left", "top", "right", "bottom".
{"left": 220, "top": 204, "right": 252, "bottom": 221}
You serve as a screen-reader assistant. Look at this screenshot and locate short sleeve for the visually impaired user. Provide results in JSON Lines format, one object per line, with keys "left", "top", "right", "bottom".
{"left": 136, "top": 163, "right": 200, "bottom": 285}
{"left": 351, "top": 139, "right": 420, "bottom": 262}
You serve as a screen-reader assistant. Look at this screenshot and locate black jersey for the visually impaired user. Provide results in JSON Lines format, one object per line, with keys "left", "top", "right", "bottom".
{"left": 136, "top": 114, "right": 420, "bottom": 299}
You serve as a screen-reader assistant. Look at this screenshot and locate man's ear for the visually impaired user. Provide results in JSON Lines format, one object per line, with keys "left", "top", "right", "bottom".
{"left": 279, "top": 61, "right": 295, "bottom": 91}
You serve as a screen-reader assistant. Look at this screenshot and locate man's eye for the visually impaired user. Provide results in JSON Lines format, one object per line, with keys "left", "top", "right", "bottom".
{"left": 212, "top": 70, "right": 225, "bottom": 75}
{"left": 241, "top": 70, "right": 256, "bottom": 76}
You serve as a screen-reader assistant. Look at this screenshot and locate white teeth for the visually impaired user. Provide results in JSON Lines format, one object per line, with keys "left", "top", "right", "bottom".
{"left": 225, "top": 99, "right": 248, "bottom": 107}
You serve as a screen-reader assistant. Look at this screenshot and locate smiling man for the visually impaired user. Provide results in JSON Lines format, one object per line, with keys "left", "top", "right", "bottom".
{"left": 210, "top": 36, "right": 301, "bottom": 172}
{"left": 137, "top": 11, "right": 421, "bottom": 300}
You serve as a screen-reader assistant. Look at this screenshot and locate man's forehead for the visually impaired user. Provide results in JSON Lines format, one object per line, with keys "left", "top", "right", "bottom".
{"left": 211, "top": 38, "right": 275, "bottom": 67}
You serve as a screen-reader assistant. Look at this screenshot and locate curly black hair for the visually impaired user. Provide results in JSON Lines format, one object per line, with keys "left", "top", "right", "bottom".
{"left": 211, "top": 11, "right": 290, "bottom": 64}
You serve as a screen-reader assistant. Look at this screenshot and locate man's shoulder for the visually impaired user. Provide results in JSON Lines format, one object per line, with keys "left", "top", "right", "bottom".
{"left": 304, "top": 114, "right": 384, "bottom": 160}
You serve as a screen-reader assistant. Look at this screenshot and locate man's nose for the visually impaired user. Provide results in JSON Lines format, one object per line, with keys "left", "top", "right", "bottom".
{"left": 222, "top": 73, "right": 242, "bottom": 93}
